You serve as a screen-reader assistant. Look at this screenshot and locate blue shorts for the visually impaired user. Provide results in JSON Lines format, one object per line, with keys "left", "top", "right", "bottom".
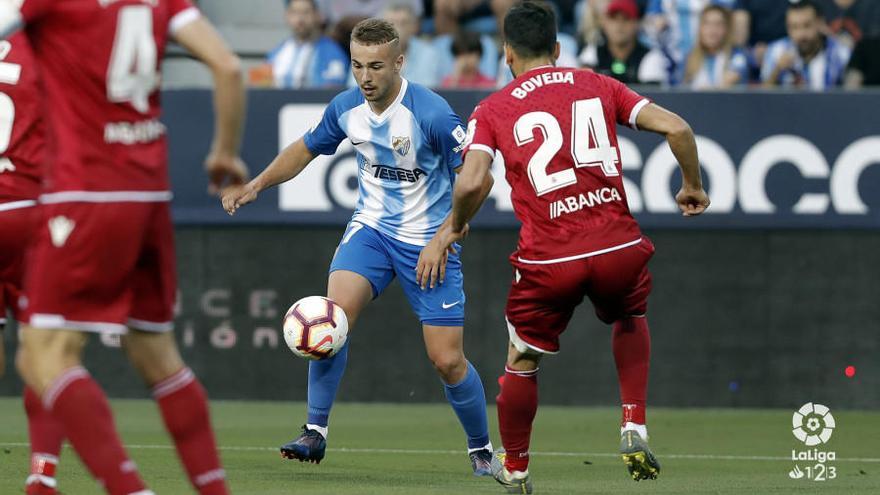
{"left": 329, "top": 222, "right": 465, "bottom": 327}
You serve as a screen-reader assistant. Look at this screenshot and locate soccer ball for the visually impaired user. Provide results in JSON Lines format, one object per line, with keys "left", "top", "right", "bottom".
{"left": 283, "top": 296, "right": 349, "bottom": 360}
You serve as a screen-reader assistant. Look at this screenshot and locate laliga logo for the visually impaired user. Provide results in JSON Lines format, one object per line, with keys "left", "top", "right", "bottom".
{"left": 792, "top": 402, "right": 835, "bottom": 446}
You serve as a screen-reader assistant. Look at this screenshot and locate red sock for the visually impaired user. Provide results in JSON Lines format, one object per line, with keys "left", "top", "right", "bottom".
{"left": 153, "top": 368, "right": 228, "bottom": 495}
{"left": 496, "top": 367, "right": 539, "bottom": 473}
{"left": 43, "top": 367, "right": 147, "bottom": 495}
{"left": 612, "top": 317, "right": 650, "bottom": 426}
{"left": 24, "top": 386, "right": 65, "bottom": 489}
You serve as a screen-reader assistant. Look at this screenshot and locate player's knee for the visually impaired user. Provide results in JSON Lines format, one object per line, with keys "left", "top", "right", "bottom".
{"left": 122, "top": 331, "right": 185, "bottom": 387}
{"left": 506, "top": 342, "right": 541, "bottom": 370}
{"left": 327, "top": 273, "right": 373, "bottom": 329}
{"left": 17, "top": 328, "right": 84, "bottom": 392}
{"left": 428, "top": 350, "right": 467, "bottom": 383}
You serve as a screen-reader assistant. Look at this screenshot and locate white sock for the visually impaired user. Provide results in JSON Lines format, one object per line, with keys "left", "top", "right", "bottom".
{"left": 467, "top": 441, "right": 493, "bottom": 454}
{"left": 306, "top": 423, "right": 328, "bottom": 439}
{"left": 620, "top": 422, "right": 648, "bottom": 440}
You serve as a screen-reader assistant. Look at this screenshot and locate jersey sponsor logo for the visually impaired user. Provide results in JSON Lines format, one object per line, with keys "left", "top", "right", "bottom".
{"left": 391, "top": 136, "right": 411, "bottom": 157}
{"left": 104, "top": 118, "right": 166, "bottom": 145}
{"left": 373, "top": 164, "right": 426, "bottom": 183}
{"left": 549, "top": 187, "right": 623, "bottom": 220}
{"left": 510, "top": 71, "right": 575, "bottom": 100}
{"left": 48, "top": 216, "right": 75, "bottom": 247}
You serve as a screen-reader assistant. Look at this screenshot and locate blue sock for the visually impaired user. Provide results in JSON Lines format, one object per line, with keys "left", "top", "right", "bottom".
{"left": 444, "top": 361, "right": 490, "bottom": 450}
{"left": 306, "top": 343, "right": 349, "bottom": 427}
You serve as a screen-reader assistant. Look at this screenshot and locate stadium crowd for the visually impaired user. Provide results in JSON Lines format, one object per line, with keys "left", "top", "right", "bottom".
{"left": 248, "top": 0, "right": 880, "bottom": 90}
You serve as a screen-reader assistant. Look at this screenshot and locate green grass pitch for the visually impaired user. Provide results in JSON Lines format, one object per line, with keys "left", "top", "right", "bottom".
{"left": 0, "top": 398, "right": 877, "bottom": 494}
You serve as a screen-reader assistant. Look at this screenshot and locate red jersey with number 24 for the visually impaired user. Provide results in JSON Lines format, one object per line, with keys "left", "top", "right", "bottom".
{"left": 19, "top": 0, "right": 198, "bottom": 193}
{"left": 462, "top": 66, "right": 650, "bottom": 263}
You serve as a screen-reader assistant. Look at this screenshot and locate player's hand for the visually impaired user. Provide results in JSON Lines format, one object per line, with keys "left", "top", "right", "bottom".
{"left": 675, "top": 186, "right": 710, "bottom": 216}
{"left": 777, "top": 51, "right": 797, "bottom": 71}
{"left": 416, "top": 225, "right": 469, "bottom": 290}
{"left": 205, "top": 151, "right": 249, "bottom": 195}
{"left": 221, "top": 181, "right": 259, "bottom": 215}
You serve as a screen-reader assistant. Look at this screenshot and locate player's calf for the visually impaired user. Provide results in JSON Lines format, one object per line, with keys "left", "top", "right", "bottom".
{"left": 123, "top": 331, "right": 229, "bottom": 495}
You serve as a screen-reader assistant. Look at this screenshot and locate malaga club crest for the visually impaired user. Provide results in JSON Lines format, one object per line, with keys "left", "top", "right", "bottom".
{"left": 392, "top": 136, "right": 411, "bottom": 157}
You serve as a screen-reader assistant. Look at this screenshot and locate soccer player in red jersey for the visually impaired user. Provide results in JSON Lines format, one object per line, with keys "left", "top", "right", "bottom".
{"left": 0, "top": 31, "right": 66, "bottom": 495}
{"left": 422, "top": 2, "right": 710, "bottom": 492}
{"left": 0, "top": 1, "right": 248, "bottom": 494}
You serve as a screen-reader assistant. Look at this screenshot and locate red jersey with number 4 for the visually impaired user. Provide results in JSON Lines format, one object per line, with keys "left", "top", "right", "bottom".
{"left": 462, "top": 66, "right": 650, "bottom": 263}
{"left": 19, "top": 0, "right": 198, "bottom": 193}
{"left": 0, "top": 32, "right": 44, "bottom": 201}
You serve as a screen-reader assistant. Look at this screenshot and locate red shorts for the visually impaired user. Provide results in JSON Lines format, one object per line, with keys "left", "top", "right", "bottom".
{"left": 22, "top": 200, "right": 176, "bottom": 334}
{"left": 505, "top": 237, "right": 654, "bottom": 354}
{"left": 0, "top": 200, "right": 39, "bottom": 325}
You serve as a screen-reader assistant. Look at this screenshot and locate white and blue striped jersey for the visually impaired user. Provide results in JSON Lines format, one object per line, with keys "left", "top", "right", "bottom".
{"left": 303, "top": 79, "right": 466, "bottom": 246}
{"left": 761, "top": 36, "right": 851, "bottom": 90}
{"left": 647, "top": 0, "right": 741, "bottom": 71}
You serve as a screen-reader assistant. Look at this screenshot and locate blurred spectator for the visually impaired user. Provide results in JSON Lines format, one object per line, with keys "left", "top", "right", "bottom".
{"left": 575, "top": 0, "right": 649, "bottom": 46}
{"left": 579, "top": 0, "right": 667, "bottom": 85}
{"left": 317, "top": 0, "right": 422, "bottom": 27}
{"left": 762, "top": 0, "right": 851, "bottom": 90}
{"left": 433, "top": 0, "right": 495, "bottom": 35}
{"left": 737, "top": 0, "right": 788, "bottom": 46}
{"left": 818, "top": 0, "right": 880, "bottom": 49}
{"left": 845, "top": 37, "right": 880, "bottom": 87}
{"left": 257, "top": 0, "right": 348, "bottom": 88}
{"left": 645, "top": 0, "right": 746, "bottom": 82}
{"left": 383, "top": 2, "right": 443, "bottom": 87}
{"left": 433, "top": 0, "right": 580, "bottom": 36}
{"left": 434, "top": 30, "right": 499, "bottom": 84}
{"left": 736, "top": 0, "right": 790, "bottom": 81}
{"left": 683, "top": 5, "right": 747, "bottom": 88}
{"left": 576, "top": 0, "right": 612, "bottom": 49}
{"left": 441, "top": 30, "right": 497, "bottom": 88}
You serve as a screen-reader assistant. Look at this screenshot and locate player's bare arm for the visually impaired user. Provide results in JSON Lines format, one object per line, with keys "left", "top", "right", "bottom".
{"left": 415, "top": 168, "right": 492, "bottom": 290}
{"left": 174, "top": 17, "right": 249, "bottom": 194}
{"left": 635, "top": 103, "right": 710, "bottom": 216}
{"left": 221, "top": 137, "right": 316, "bottom": 214}
{"left": 450, "top": 150, "right": 495, "bottom": 232}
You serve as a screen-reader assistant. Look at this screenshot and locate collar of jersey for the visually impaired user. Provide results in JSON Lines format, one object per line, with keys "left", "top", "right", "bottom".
{"left": 366, "top": 77, "right": 409, "bottom": 123}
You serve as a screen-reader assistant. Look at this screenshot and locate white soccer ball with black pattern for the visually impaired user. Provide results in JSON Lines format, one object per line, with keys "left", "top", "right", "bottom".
{"left": 283, "top": 296, "right": 349, "bottom": 360}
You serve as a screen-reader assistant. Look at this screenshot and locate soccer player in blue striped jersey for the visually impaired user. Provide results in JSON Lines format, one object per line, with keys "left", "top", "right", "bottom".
{"left": 221, "top": 18, "right": 494, "bottom": 474}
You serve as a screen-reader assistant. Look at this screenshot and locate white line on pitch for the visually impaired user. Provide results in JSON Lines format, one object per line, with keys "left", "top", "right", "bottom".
{"left": 1, "top": 443, "right": 879, "bottom": 463}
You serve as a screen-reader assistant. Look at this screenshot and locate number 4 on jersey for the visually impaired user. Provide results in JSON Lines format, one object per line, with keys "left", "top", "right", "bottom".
{"left": 107, "top": 5, "right": 159, "bottom": 114}
{"left": 515, "top": 97, "right": 619, "bottom": 197}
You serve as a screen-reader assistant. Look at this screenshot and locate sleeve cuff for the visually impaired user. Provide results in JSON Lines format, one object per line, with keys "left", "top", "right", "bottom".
{"left": 169, "top": 6, "right": 200, "bottom": 35}
{"left": 466, "top": 144, "right": 495, "bottom": 159}
{"left": 628, "top": 99, "right": 650, "bottom": 130}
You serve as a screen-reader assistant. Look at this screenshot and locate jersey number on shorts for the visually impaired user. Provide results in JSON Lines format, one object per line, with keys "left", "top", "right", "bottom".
{"left": 0, "top": 40, "right": 20, "bottom": 173}
{"left": 107, "top": 6, "right": 159, "bottom": 114}
{"left": 514, "top": 98, "right": 619, "bottom": 197}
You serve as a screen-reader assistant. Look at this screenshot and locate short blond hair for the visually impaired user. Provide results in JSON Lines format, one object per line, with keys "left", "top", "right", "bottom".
{"left": 351, "top": 18, "right": 399, "bottom": 46}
